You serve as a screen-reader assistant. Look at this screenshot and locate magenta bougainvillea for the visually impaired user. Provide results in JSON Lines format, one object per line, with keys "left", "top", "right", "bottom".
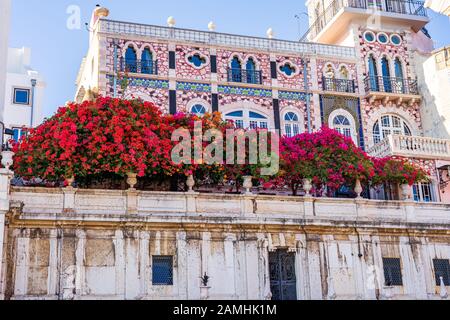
{"left": 12, "top": 97, "right": 429, "bottom": 194}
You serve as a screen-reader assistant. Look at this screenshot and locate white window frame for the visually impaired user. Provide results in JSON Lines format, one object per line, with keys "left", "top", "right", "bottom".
{"left": 224, "top": 110, "right": 269, "bottom": 130}
{"left": 373, "top": 114, "right": 412, "bottom": 144}
{"left": 413, "top": 182, "right": 436, "bottom": 203}
{"left": 13, "top": 87, "right": 31, "bottom": 105}
{"left": 282, "top": 111, "right": 302, "bottom": 138}
{"left": 328, "top": 109, "right": 358, "bottom": 144}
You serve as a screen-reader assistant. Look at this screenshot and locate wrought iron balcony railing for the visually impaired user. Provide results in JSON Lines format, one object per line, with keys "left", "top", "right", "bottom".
{"left": 322, "top": 77, "right": 356, "bottom": 93}
{"left": 364, "top": 76, "right": 419, "bottom": 95}
{"left": 301, "top": 0, "right": 427, "bottom": 41}
{"left": 119, "top": 58, "right": 158, "bottom": 75}
{"left": 227, "top": 68, "right": 263, "bottom": 85}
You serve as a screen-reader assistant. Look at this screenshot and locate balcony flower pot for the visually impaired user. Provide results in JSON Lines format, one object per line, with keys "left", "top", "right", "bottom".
{"left": 66, "top": 177, "right": 75, "bottom": 188}
{"left": 242, "top": 176, "right": 253, "bottom": 195}
{"left": 126, "top": 172, "right": 138, "bottom": 190}
{"left": 200, "top": 286, "right": 211, "bottom": 300}
{"left": 1, "top": 151, "right": 14, "bottom": 171}
{"left": 354, "top": 179, "right": 363, "bottom": 199}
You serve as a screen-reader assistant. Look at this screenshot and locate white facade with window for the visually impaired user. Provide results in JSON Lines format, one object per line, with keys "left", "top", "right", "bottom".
{"left": 2, "top": 47, "right": 45, "bottom": 144}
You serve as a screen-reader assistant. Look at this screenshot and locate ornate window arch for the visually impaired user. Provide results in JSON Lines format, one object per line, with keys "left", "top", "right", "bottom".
{"left": 380, "top": 54, "right": 392, "bottom": 92}
{"left": 328, "top": 109, "right": 357, "bottom": 144}
{"left": 186, "top": 98, "right": 211, "bottom": 116}
{"left": 121, "top": 41, "right": 139, "bottom": 58}
{"left": 186, "top": 51, "right": 209, "bottom": 69}
{"left": 124, "top": 45, "right": 138, "bottom": 73}
{"left": 372, "top": 114, "right": 412, "bottom": 144}
{"left": 221, "top": 101, "right": 273, "bottom": 130}
{"left": 282, "top": 110, "right": 303, "bottom": 137}
{"left": 141, "top": 47, "right": 155, "bottom": 75}
{"left": 367, "top": 53, "right": 379, "bottom": 91}
{"left": 229, "top": 55, "right": 244, "bottom": 83}
{"left": 278, "top": 60, "right": 299, "bottom": 78}
{"left": 367, "top": 106, "right": 420, "bottom": 146}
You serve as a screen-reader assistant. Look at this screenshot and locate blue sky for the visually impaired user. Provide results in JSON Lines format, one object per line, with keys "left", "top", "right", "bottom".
{"left": 8, "top": 0, "right": 450, "bottom": 118}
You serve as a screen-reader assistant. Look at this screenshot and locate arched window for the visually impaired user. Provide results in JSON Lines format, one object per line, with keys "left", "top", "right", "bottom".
{"left": 230, "top": 57, "right": 242, "bottom": 83}
{"left": 225, "top": 110, "right": 268, "bottom": 129}
{"left": 368, "top": 54, "right": 379, "bottom": 91}
{"left": 373, "top": 115, "right": 412, "bottom": 144}
{"left": 191, "top": 104, "right": 207, "bottom": 117}
{"left": 333, "top": 115, "right": 352, "bottom": 137}
{"left": 125, "top": 46, "right": 137, "bottom": 73}
{"left": 246, "top": 58, "right": 257, "bottom": 84}
{"left": 284, "top": 112, "right": 301, "bottom": 138}
{"left": 141, "top": 48, "right": 153, "bottom": 74}
{"left": 381, "top": 56, "right": 392, "bottom": 92}
{"left": 394, "top": 58, "right": 405, "bottom": 94}
{"left": 330, "top": 110, "right": 357, "bottom": 144}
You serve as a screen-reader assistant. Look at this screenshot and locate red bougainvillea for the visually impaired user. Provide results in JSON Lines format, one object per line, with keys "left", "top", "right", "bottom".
{"left": 278, "top": 127, "right": 374, "bottom": 195}
{"left": 372, "top": 156, "right": 429, "bottom": 186}
{"left": 13, "top": 97, "right": 171, "bottom": 179}
{"left": 11, "top": 97, "right": 430, "bottom": 195}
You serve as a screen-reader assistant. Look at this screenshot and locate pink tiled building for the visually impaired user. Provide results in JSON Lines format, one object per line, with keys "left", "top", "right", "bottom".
{"left": 76, "top": 1, "right": 450, "bottom": 203}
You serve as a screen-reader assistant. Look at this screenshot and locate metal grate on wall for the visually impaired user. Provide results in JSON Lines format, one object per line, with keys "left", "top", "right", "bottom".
{"left": 152, "top": 256, "right": 174, "bottom": 286}
{"left": 433, "top": 259, "right": 450, "bottom": 286}
{"left": 383, "top": 258, "right": 403, "bottom": 286}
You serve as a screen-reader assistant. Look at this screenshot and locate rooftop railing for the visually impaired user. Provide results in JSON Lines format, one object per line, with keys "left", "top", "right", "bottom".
{"left": 301, "top": 0, "right": 427, "bottom": 41}
{"left": 99, "top": 19, "right": 356, "bottom": 59}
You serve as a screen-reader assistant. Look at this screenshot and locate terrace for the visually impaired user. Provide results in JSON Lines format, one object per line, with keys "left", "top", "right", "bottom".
{"left": 303, "top": 0, "right": 429, "bottom": 43}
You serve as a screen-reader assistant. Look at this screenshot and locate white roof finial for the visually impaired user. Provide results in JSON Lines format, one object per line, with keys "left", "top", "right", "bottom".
{"left": 266, "top": 28, "right": 274, "bottom": 39}
{"left": 167, "top": 16, "right": 176, "bottom": 28}
{"left": 208, "top": 21, "right": 216, "bottom": 32}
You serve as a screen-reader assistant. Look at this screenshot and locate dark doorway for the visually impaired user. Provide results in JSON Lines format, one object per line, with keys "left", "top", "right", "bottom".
{"left": 269, "top": 250, "right": 297, "bottom": 300}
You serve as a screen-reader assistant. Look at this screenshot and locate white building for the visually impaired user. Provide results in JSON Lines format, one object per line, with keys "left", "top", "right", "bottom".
{"left": 3, "top": 47, "right": 45, "bottom": 143}
{"left": 0, "top": 0, "right": 11, "bottom": 126}
{"left": 425, "top": 0, "right": 450, "bottom": 16}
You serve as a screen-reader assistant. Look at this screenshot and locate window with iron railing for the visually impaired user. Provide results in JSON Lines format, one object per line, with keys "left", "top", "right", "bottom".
{"left": 227, "top": 68, "right": 263, "bottom": 85}
{"left": 383, "top": 257, "right": 403, "bottom": 286}
{"left": 119, "top": 58, "right": 158, "bottom": 75}
{"left": 152, "top": 256, "right": 173, "bottom": 286}
{"left": 364, "top": 76, "right": 419, "bottom": 95}
{"left": 433, "top": 259, "right": 450, "bottom": 286}
{"left": 322, "top": 77, "right": 356, "bottom": 93}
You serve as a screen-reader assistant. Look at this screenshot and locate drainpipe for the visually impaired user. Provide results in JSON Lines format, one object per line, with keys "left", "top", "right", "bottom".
{"left": 30, "top": 79, "right": 37, "bottom": 127}
{"left": 113, "top": 39, "right": 119, "bottom": 98}
{"left": 303, "top": 59, "right": 312, "bottom": 133}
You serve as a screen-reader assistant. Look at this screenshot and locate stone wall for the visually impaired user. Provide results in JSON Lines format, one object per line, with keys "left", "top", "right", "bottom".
{"left": 0, "top": 185, "right": 449, "bottom": 300}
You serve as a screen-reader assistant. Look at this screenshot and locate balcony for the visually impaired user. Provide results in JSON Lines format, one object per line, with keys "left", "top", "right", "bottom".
{"left": 119, "top": 58, "right": 158, "bottom": 75}
{"left": 303, "top": 0, "right": 429, "bottom": 44}
{"left": 367, "top": 134, "right": 450, "bottom": 160}
{"left": 227, "top": 68, "right": 263, "bottom": 85}
{"left": 364, "top": 76, "right": 420, "bottom": 104}
{"left": 322, "top": 77, "right": 356, "bottom": 93}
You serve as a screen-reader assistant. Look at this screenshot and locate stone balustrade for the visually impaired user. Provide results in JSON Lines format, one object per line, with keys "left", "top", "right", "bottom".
{"left": 367, "top": 135, "right": 450, "bottom": 160}
{"left": 9, "top": 186, "right": 450, "bottom": 228}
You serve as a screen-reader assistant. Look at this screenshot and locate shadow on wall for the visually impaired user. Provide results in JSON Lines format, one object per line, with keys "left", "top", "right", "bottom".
{"left": 415, "top": 51, "right": 450, "bottom": 139}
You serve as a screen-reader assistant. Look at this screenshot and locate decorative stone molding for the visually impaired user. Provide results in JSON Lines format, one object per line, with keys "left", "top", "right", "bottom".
{"left": 185, "top": 50, "right": 210, "bottom": 70}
